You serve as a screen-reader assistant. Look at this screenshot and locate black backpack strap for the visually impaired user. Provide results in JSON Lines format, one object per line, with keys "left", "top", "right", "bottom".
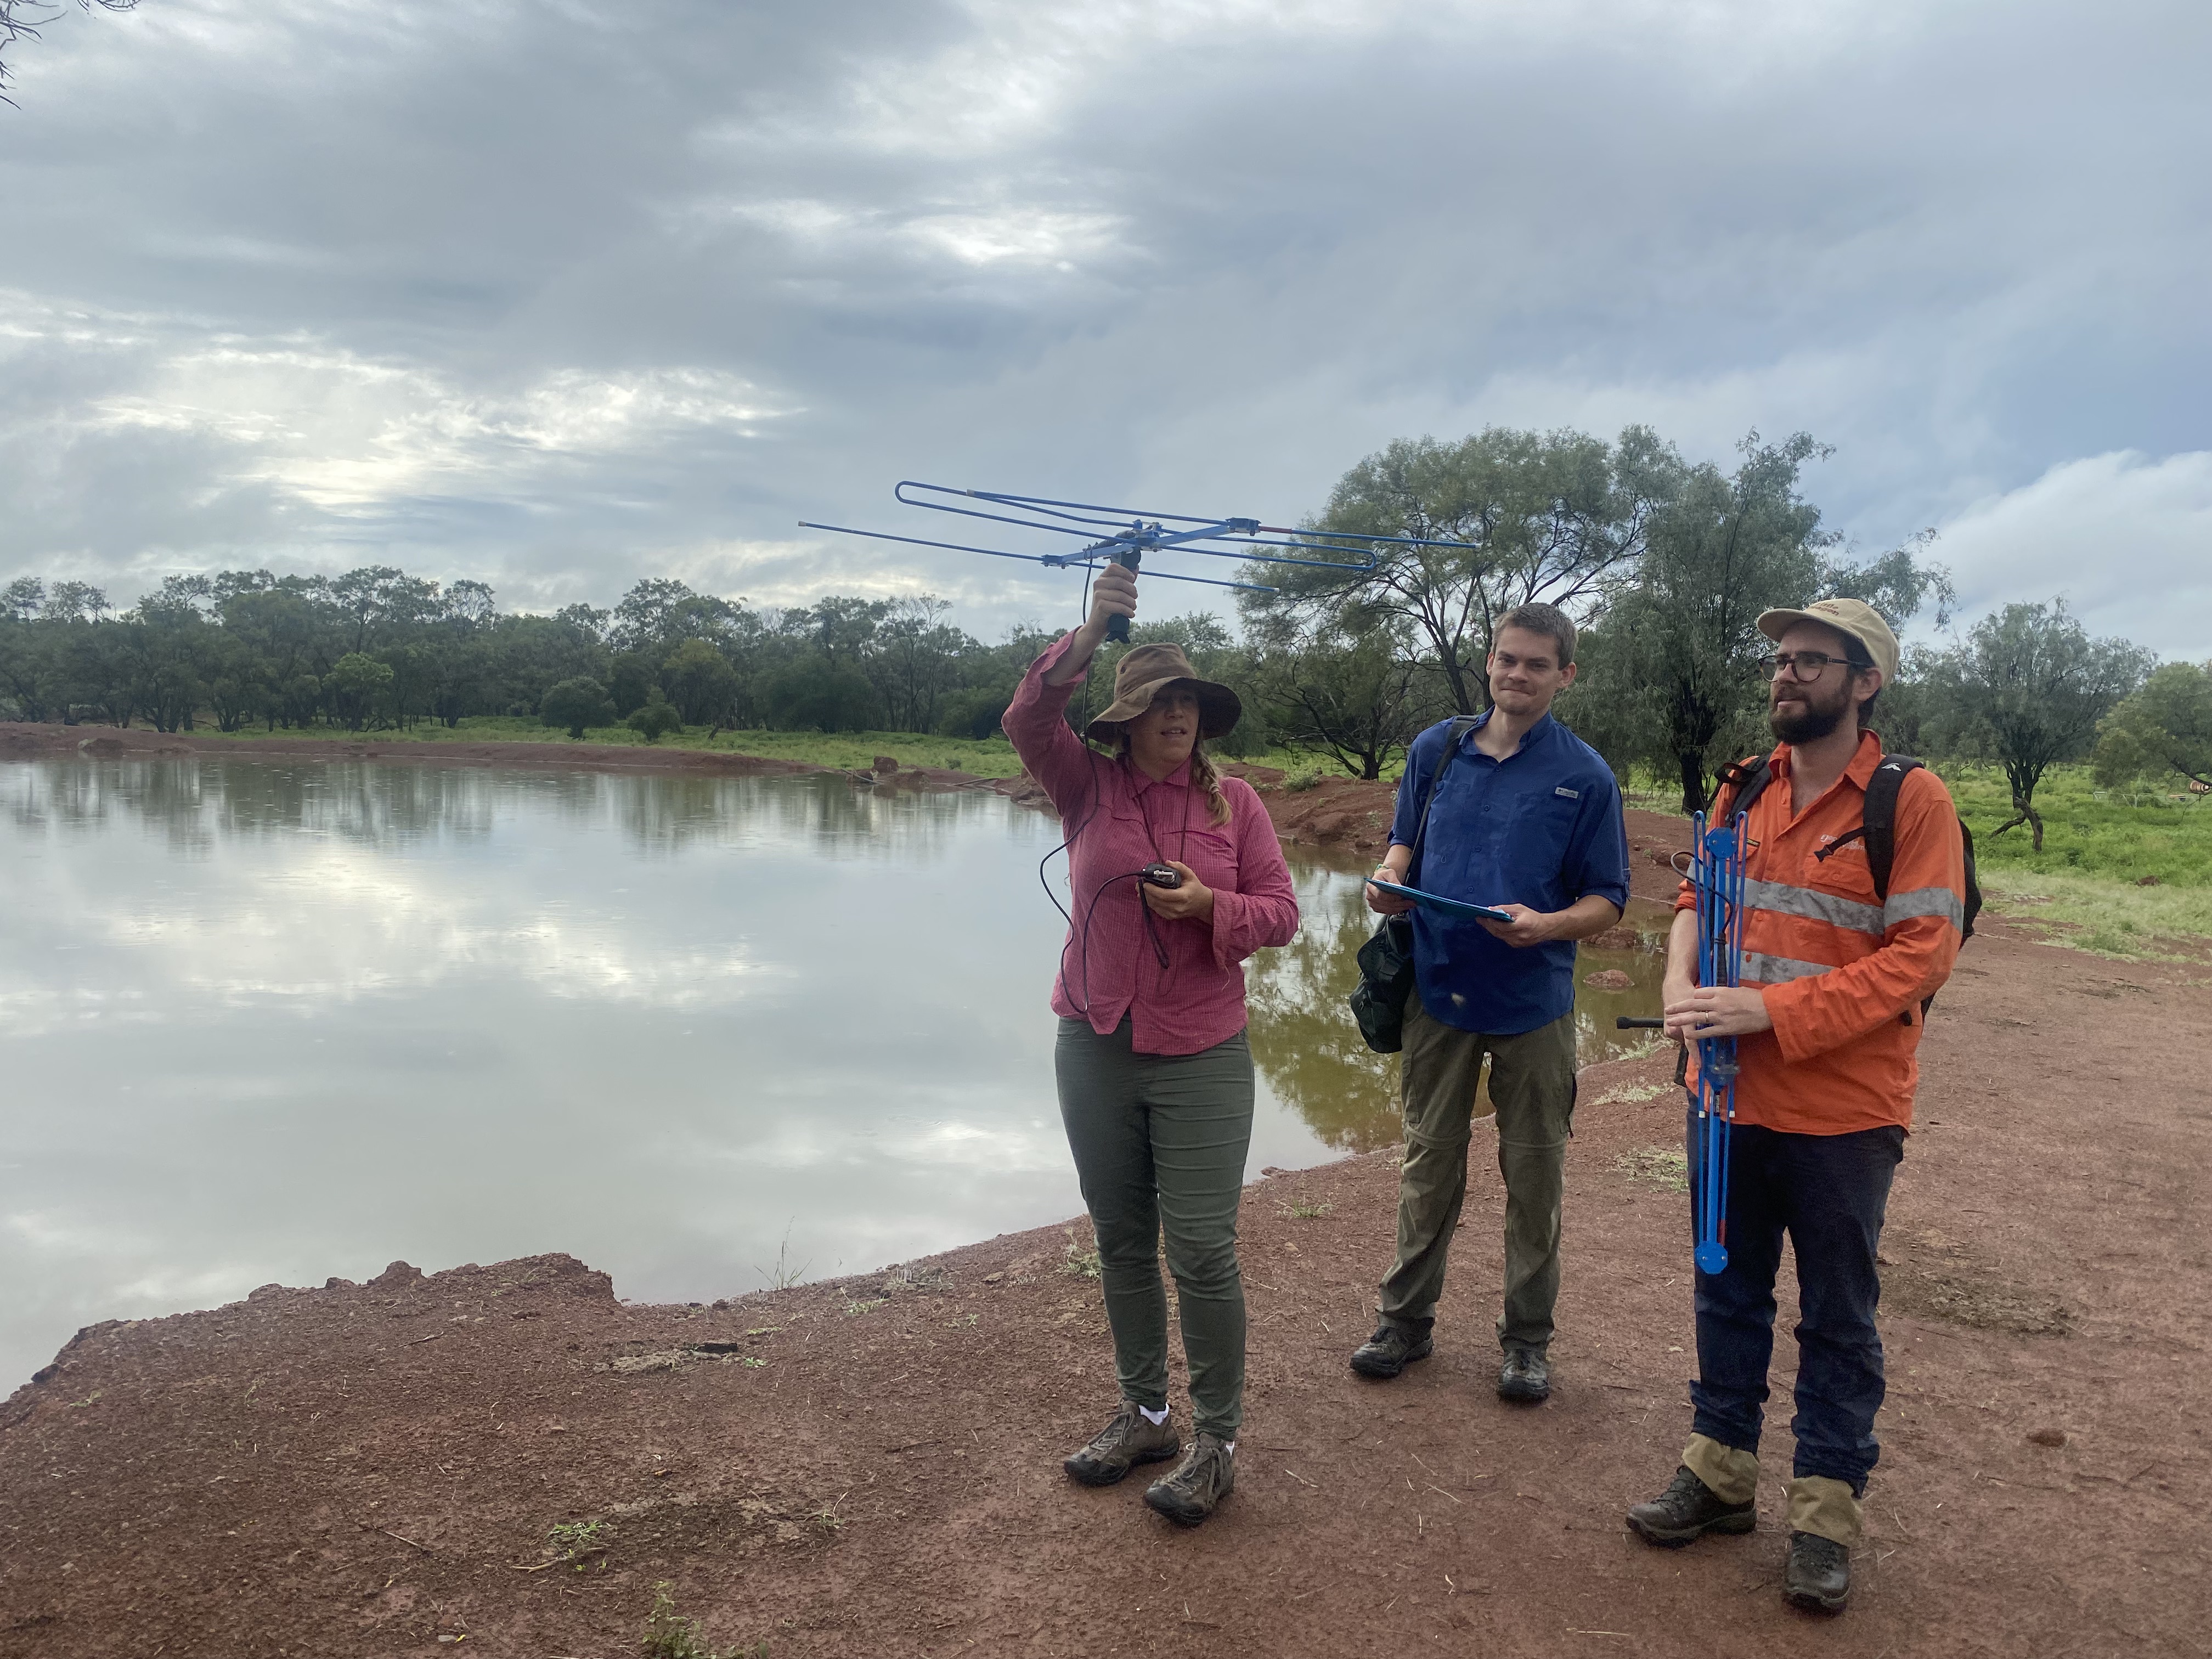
{"left": 1713, "top": 753, "right": 1773, "bottom": 824}
{"left": 1405, "top": 715, "right": 1480, "bottom": 885}
{"left": 1858, "top": 754, "right": 1923, "bottom": 901}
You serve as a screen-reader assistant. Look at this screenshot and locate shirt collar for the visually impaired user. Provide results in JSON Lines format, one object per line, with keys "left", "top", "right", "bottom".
{"left": 1128, "top": 755, "right": 1193, "bottom": 794}
{"left": 1465, "top": 708, "right": 1553, "bottom": 755}
{"left": 1769, "top": 729, "right": 1884, "bottom": 791}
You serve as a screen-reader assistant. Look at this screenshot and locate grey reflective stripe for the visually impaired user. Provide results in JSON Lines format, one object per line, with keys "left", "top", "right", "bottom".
{"left": 1883, "top": 885, "right": 1966, "bottom": 931}
{"left": 1741, "top": 951, "right": 1836, "bottom": 985}
{"left": 1744, "top": 876, "right": 1883, "bottom": 937}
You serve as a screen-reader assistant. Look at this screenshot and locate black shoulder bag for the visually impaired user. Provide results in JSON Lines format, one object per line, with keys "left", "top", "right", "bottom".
{"left": 1348, "top": 716, "right": 1480, "bottom": 1054}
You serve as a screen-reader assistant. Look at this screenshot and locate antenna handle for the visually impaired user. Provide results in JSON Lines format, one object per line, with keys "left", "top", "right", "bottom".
{"left": 1104, "top": 548, "right": 1140, "bottom": 643}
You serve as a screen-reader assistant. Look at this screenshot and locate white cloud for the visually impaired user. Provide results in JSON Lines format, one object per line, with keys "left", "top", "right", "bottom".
{"left": 1931, "top": 451, "right": 2212, "bottom": 660}
{"left": 0, "top": 0, "right": 2200, "bottom": 641}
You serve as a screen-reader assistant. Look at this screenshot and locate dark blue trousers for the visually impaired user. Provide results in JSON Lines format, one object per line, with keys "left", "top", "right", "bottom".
{"left": 1687, "top": 1108, "right": 1905, "bottom": 1494}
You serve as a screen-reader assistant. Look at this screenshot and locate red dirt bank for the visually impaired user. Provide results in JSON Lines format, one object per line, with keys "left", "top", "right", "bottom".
{"left": 3, "top": 741, "right": 2206, "bottom": 1657}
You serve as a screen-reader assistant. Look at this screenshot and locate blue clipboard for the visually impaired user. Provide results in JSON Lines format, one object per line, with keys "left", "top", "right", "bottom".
{"left": 1366, "top": 878, "right": 1514, "bottom": 925}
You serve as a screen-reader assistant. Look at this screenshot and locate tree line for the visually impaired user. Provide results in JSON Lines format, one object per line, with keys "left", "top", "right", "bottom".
{"left": 3, "top": 424, "right": 2203, "bottom": 849}
{"left": 1234, "top": 426, "right": 2199, "bottom": 849}
{"left": 0, "top": 569, "right": 1055, "bottom": 746}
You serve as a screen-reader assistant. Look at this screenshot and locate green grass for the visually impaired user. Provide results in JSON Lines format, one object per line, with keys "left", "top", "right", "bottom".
{"left": 1617, "top": 758, "right": 2212, "bottom": 953}
{"left": 1936, "top": 763, "right": 2211, "bottom": 889}
{"left": 1935, "top": 763, "right": 2212, "bottom": 956}
{"left": 193, "top": 713, "right": 1391, "bottom": 785}
{"left": 197, "top": 716, "right": 1035, "bottom": 778}
{"left": 642, "top": 1582, "right": 766, "bottom": 1659}
{"left": 1979, "top": 870, "right": 2212, "bottom": 961}
{"left": 1612, "top": 1146, "right": 1690, "bottom": 1192}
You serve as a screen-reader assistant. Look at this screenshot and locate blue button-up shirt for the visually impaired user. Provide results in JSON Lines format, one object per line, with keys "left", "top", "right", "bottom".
{"left": 1388, "top": 711, "right": 1632, "bottom": 1036}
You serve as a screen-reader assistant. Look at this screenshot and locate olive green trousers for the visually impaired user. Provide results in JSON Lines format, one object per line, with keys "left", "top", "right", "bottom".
{"left": 1376, "top": 996, "right": 1578, "bottom": 1352}
{"left": 1055, "top": 1018, "right": 1253, "bottom": 1440}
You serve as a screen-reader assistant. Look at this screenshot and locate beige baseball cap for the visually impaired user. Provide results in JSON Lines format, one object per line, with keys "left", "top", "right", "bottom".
{"left": 1756, "top": 597, "right": 1899, "bottom": 684}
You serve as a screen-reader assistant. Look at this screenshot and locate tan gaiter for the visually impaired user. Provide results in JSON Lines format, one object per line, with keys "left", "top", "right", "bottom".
{"left": 1682, "top": 1434, "right": 1760, "bottom": 1505}
{"left": 1786, "top": 1475, "right": 1863, "bottom": 1548}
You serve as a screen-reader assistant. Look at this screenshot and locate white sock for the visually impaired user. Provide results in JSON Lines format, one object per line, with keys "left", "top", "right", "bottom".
{"left": 1224, "top": 1440, "right": 1235, "bottom": 1455}
{"left": 1138, "top": 1403, "right": 1169, "bottom": 1426}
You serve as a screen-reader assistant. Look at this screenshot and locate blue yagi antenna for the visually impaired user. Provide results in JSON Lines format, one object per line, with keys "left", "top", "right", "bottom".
{"left": 801, "top": 481, "right": 1463, "bottom": 642}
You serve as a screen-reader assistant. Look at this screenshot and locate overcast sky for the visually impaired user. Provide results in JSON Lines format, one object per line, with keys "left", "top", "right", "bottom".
{"left": 1, "top": 0, "right": 2204, "bottom": 655}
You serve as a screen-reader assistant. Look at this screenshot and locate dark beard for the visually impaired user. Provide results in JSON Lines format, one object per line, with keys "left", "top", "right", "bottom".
{"left": 1770, "top": 691, "right": 1849, "bottom": 744}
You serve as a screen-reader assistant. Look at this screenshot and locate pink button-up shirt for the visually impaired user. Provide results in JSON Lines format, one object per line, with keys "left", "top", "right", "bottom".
{"left": 1002, "top": 633, "right": 1300, "bottom": 1056}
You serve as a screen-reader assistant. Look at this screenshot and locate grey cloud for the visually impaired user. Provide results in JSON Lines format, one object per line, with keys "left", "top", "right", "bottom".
{"left": 0, "top": 0, "right": 2202, "bottom": 645}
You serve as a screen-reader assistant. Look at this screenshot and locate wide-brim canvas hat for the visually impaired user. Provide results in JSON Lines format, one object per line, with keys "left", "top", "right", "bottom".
{"left": 1755, "top": 597, "right": 1900, "bottom": 685}
{"left": 1084, "top": 642, "right": 1243, "bottom": 744}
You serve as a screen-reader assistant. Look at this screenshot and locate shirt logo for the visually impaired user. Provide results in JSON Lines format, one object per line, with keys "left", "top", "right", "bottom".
{"left": 1554, "top": 786, "right": 1579, "bottom": 799}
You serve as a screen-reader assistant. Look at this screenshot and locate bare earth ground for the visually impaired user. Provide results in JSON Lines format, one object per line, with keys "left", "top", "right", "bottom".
{"left": 4, "top": 761, "right": 2209, "bottom": 1656}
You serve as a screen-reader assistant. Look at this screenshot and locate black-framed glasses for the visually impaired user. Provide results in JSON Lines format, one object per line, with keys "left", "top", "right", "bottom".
{"left": 1758, "top": 651, "right": 1861, "bottom": 681}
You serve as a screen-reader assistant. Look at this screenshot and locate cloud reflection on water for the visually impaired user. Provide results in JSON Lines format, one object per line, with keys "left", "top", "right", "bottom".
{"left": 0, "top": 758, "right": 1342, "bottom": 1388}
{"left": 0, "top": 755, "right": 1662, "bottom": 1390}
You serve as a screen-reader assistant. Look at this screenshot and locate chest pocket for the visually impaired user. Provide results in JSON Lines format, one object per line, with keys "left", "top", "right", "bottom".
{"left": 1795, "top": 838, "right": 1884, "bottom": 940}
{"left": 1806, "top": 837, "right": 1879, "bottom": 905}
{"left": 1177, "top": 824, "right": 1239, "bottom": 893}
{"left": 1511, "top": 785, "right": 1583, "bottom": 856}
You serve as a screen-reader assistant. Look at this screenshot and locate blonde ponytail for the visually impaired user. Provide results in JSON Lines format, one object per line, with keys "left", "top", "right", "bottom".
{"left": 1189, "top": 744, "right": 1232, "bottom": 827}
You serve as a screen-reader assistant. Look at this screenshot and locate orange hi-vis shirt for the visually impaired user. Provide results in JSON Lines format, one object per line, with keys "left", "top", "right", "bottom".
{"left": 1675, "top": 731, "right": 1967, "bottom": 1136}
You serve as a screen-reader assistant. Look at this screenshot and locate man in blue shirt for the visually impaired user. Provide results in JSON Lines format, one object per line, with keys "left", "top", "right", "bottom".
{"left": 1350, "top": 603, "right": 1632, "bottom": 1402}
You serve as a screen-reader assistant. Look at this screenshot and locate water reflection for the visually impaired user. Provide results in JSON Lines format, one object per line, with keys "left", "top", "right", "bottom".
{"left": 1245, "top": 872, "right": 1669, "bottom": 1152}
{"left": 0, "top": 757, "right": 1663, "bottom": 1389}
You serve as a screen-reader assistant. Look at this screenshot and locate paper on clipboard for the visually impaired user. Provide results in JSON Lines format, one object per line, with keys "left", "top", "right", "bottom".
{"left": 1365, "top": 879, "right": 1514, "bottom": 925}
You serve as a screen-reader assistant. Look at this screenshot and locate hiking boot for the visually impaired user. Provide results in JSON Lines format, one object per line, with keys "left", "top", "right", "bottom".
{"left": 1349, "top": 1324, "right": 1432, "bottom": 1379}
{"left": 1496, "top": 1345, "right": 1551, "bottom": 1403}
{"left": 1785, "top": 1530, "right": 1852, "bottom": 1613}
{"left": 1626, "top": 1465, "right": 1758, "bottom": 1547}
{"left": 1062, "top": 1401, "right": 1180, "bottom": 1487}
{"left": 1143, "top": 1431, "right": 1235, "bottom": 1526}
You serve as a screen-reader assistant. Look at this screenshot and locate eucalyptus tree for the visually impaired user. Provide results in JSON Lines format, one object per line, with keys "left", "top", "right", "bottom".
{"left": 1926, "top": 600, "right": 2155, "bottom": 849}
{"left": 540, "top": 676, "right": 616, "bottom": 740}
{"left": 323, "top": 652, "right": 396, "bottom": 732}
{"left": 865, "top": 595, "right": 973, "bottom": 733}
{"left": 1250, "top": 425, "right": 1683, "bottom": 716}
{"left": 1571, "top": 434, "right": 1829, "bottom": 811}
{"left": 1248, "top": 606, "right": 1432, "bottom": 779}
{"left": 662, "top": 637, "right": 741, "bottom": 727}
{"left": 1569, "top": 436, "right": 1953, "bottom": 812}
{"left": 2094, "top": 661, "right": 2212, "bottom": 793}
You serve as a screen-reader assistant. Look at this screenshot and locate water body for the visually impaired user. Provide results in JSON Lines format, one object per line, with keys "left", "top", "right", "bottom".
{"left": 0, "top": 758, "right": 1663, "bottom": 1388}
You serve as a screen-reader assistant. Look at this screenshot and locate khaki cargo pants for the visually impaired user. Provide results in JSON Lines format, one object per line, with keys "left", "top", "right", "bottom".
{"left": 1376, "top": 995, "right": 1577, "bottom": 1352}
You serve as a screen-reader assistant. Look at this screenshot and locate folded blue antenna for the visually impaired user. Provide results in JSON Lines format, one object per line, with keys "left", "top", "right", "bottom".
{"left": 1685, "top": 811, "right": 1748, "bottom": 1275}
{"left": 802, "top": 481, "right": 1468, "bottom": 642}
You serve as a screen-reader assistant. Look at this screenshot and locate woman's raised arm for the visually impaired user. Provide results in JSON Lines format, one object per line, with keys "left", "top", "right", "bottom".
{"left": 1000, "top": 565, "right": 1139, "bottom": 814}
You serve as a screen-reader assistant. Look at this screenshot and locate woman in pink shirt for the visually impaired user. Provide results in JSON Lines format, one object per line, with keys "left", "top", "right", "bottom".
{"left": 1001, "top": 562, "right": 1299, "bottom": 1526}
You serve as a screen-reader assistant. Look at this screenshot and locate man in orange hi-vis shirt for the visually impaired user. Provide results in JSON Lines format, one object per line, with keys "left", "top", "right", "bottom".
{"left": 1623, "top": 599, "right": 1967, "bottom": 1617}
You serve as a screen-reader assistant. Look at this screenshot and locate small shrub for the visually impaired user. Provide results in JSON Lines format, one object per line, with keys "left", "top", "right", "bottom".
{"left": 1059, "top": 1227, "right": 1102, "bottom": 1279}
{"left": 1612, "top": 1146, "right": 1689, "bottom": 1192}
{"left": 627, "top": 695, "right": 683, "bottom": 743}
{"left": 642, "top": 1582, "right": 767, "bottom": 1659}
{"left": 540, "top": 677, "right": 615, "bottom": 740}
{"left": 545, "top": 1517, "right": 611, "bottom": 1555}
